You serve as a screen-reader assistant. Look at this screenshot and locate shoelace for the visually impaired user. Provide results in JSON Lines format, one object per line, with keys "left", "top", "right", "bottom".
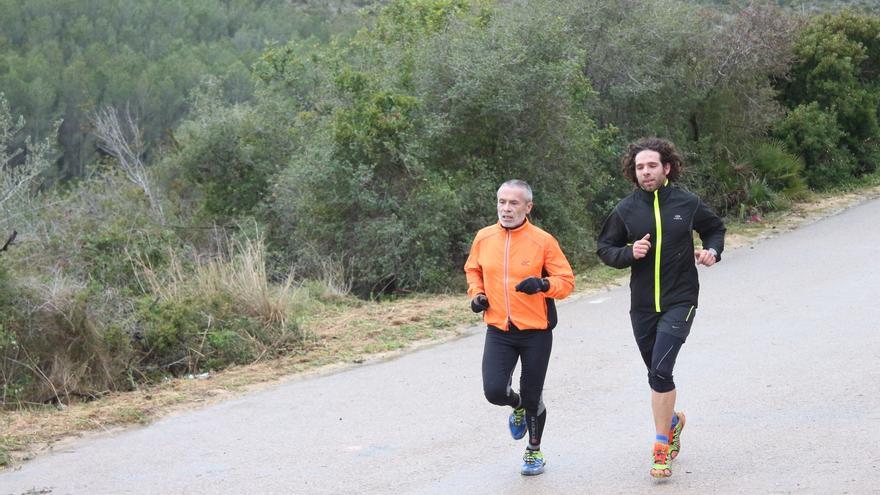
{"left": 524, "top": 451, "right": 542, "bottom": 464}
{"left": 653, "top": 446, "right": 668, "bottom": 463}
{"left": 513, "top": 409, "right": 525, "bottom": 425}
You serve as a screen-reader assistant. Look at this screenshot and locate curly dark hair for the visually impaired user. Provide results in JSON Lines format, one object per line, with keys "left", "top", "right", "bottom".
{"left": 620, "top": 137, "right": 683, "bottom": 185}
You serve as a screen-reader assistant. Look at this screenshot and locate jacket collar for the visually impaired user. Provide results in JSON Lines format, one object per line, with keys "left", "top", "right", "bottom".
{"left": 636, "top": 179, "right": 672, "bottom": 202}
{"left": 496, "top": 217, "right": 532, "bottom": 232}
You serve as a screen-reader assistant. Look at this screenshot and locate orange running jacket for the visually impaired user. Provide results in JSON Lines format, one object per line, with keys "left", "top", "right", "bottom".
{"left": 464, "top": 219, "right": 574, "bottom": 331}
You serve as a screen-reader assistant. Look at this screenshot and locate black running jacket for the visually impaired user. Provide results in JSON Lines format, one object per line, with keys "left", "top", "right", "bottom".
{"left": 597, "top": 182, "right": 726, "bottom": 313}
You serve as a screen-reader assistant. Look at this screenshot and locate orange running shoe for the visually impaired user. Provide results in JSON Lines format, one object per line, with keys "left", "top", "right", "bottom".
{"left": 651, "top": 441, "right": 672, "bottom": 478}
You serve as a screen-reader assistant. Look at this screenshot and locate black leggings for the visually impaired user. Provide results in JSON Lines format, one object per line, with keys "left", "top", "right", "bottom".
{"left": 482, "top": 326, "right": 552, "bottom": 447}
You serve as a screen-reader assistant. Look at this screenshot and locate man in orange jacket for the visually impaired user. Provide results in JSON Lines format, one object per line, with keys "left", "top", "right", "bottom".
{"left": 464, "top": 179, "right": 575, "bottom": 476}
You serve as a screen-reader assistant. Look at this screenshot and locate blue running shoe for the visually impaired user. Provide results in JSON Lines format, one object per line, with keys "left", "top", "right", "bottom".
{"left": 521, "top": 449, "right": 546, "bottom": 476}
{"left": 509, "top": 407, "right": 526, "bottom": 440}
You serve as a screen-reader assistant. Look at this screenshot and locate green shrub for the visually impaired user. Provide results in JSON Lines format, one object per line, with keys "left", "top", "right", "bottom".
{"left": 0, "top": 276, "right": 137, "bottom": 405}
{"left": 135, "top": 235, "right": 305, "bottom": 375}
{"left": 744, "top": 140, "right": 808, "bottom": 200}
{"left": 3, "top": 169, "right": 184, "bottom": 297}
{"left": 77, "top": 222, "right": 173, "bottom": 293}
{"left": 773, "top": 103, "right": 857, "bottom": 189}
{"left": 677, "top": 139, "right": 748, "bottom": 216}
{"left": 779, "top": 11, "right": 880, "bottom": 181}
{"left": 138, "top": 294, "right": 264, "bottom": 375}
{"left": 161, "top": 79, "right": 300, "bottom": 224}
{"left": 0, "top": 323, "right": 29, "bottom": 404}
{"left": 741, "top": 176, "right": 787, "bottom": 217}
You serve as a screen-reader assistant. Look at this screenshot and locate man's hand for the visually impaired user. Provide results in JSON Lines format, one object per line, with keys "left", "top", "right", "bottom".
{"left": 632, "top": 233, "right": 651, "bottom": 259}
{"left": 694, "top": 248, "right": 717, "bottom": 267}
{"left": 515, "top": 277, "right": 549, "bottom": 295}
{"left": 471, "top": 293, "right": 489, "bottom": 313}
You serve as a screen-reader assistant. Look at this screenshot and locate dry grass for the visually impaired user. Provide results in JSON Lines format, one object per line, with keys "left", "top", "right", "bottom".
{"left": 137, "top": 236, "right": 298, "bottom": 329}
{"left": 3, "top": 183, "right": 880, "bottom": 468}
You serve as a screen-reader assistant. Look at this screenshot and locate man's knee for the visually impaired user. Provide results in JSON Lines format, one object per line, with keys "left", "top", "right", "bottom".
{"left": 647, "top": 368, "right": 675, "bottom": 393}
{"left": 484, "top": 384, "right": 511, "bottom": 406}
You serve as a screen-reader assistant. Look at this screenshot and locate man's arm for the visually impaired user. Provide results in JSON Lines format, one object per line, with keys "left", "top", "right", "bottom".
{"left": 693, "top": 199, "right": 725, "bottom": 263}
{"left": 541, "top": 237, "right": 575, "bottom": 300}
{"left": 464, "top": 235, "right": 486, "bottom": 299}
{"left": 597, "top": 209, "right": 635, "bottom": 268}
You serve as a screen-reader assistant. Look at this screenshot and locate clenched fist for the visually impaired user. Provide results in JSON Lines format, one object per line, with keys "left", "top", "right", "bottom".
{"left": 633, "top": 233, "right": 651, "bottom": 259}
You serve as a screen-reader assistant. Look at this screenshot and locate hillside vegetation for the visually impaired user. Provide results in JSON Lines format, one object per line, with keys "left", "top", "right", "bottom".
{"left": 1, "top": 0, "right": 879, "bottom": 419}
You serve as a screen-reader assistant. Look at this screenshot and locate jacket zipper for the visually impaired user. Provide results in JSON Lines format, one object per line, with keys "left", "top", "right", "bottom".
{"left": 653, "top": 189, "right": 662, "bottom": 312}
{"left": 504, "top": 229, "right": 512, "bottom": 329}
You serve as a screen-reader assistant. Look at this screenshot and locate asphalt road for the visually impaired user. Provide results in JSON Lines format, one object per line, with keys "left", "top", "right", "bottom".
{"left": 3, "top": 198, "right": 880, "bottom": 495}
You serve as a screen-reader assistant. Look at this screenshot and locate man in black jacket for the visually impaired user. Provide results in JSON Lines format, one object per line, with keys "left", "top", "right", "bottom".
{"left": 597, "top": 137, "right": 725, "bottom": 479}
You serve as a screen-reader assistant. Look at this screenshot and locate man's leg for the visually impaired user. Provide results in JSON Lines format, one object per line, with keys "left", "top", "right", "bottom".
{"left": 631, "top": 309, "right": 684, "bottom": 477}
{"left": 482, "top": 327, "right": 526, "bottom": 442}
{"left": 482, "top": 327, "right": 522, "bottom": 409}
{"left": 517, "top": 329, "right": 553, "bottom": 475}
{"left": 651, "top": 388, "right": 676, "bottom": 442}
{"left": 649, "top": 331, "right": 684, "bottom": 438}
{"left": 648, "top": 306, "right": 692, "bottom": 476}
{"left": 654, "top": 306, "right": 694, "bottom": 460}
{"left": 646, "top": 332, "right": 682, "bottom": 477}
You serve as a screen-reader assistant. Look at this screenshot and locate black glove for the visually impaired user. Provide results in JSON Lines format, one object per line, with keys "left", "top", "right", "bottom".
{"left": 471, "top": 293, "right": 489, "bottom": 313}
{"left": 515, "top": 277, "right": 549, "bottom": 295}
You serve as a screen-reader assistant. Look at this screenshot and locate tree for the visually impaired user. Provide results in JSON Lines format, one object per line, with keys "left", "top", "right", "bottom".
{"left": 0, "top": 93, "right": 52, "bottom": 227}
{"left": 92, "top": 105, "right": 165, "bottom": 222}
{"left": 263, "top": 0, "right": 621, "bottom": 294}
{"left": 569, "top": 0, "right": 796, "bottom": 148}
{"left": 778, "top": 10, "right": 880, "bottom": 178}
{"left": 0, "top": 0, "right": 365, "bottom": 181}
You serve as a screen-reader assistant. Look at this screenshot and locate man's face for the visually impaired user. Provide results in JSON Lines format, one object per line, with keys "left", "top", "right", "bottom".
{"left": 635, "top": 150, "right": 671, "bottom": 192}
{"left": 497, "top": 185, "right": 532, "bottom": 228}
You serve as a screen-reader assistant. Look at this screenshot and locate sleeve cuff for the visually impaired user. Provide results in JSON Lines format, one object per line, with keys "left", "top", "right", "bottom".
{"left": 707, "top": 247, "right": 719, "bottom": 261}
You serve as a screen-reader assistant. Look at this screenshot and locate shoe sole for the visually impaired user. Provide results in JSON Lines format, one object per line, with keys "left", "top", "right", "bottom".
{"left": 521, "top": 462, "right": 546, "bottom": 476}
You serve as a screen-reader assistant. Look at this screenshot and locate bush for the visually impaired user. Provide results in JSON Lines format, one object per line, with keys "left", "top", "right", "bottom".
{"left": 161, "top": 79, "right": 300, "bottom": 223}
{"left": 779, "top": 11, "right": 880, "bottom": 180}
{"left": 0, "top": 262, "right": 28, "bottom": 404}
{"left": 0, "top": 158, "right": 313, "bottom": 404}
{"left": 743, "top": 140, "right": 808, "bottom": 200}
{"left": 677, "top": 139, "right": 748, "bottom": 216}
{"left": 571, "top": 0, "right": 795, "bottom": 152}
{"left": 136, "top": 235, "right": 305, "bottom": 375}
{"left": 6, "top": 169, "right": 180, "bottom": 295}
{"left": 138, "top": 294, "right": 264, "bottom": 375}
{"left": 773, "top": 103, "right": 856, "bottom": 189}
{"left": 0, "top": 275, "right": 137, "bottom": 405}
{"left": 741, "top": 176, "right": 786, "bottom": 218}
